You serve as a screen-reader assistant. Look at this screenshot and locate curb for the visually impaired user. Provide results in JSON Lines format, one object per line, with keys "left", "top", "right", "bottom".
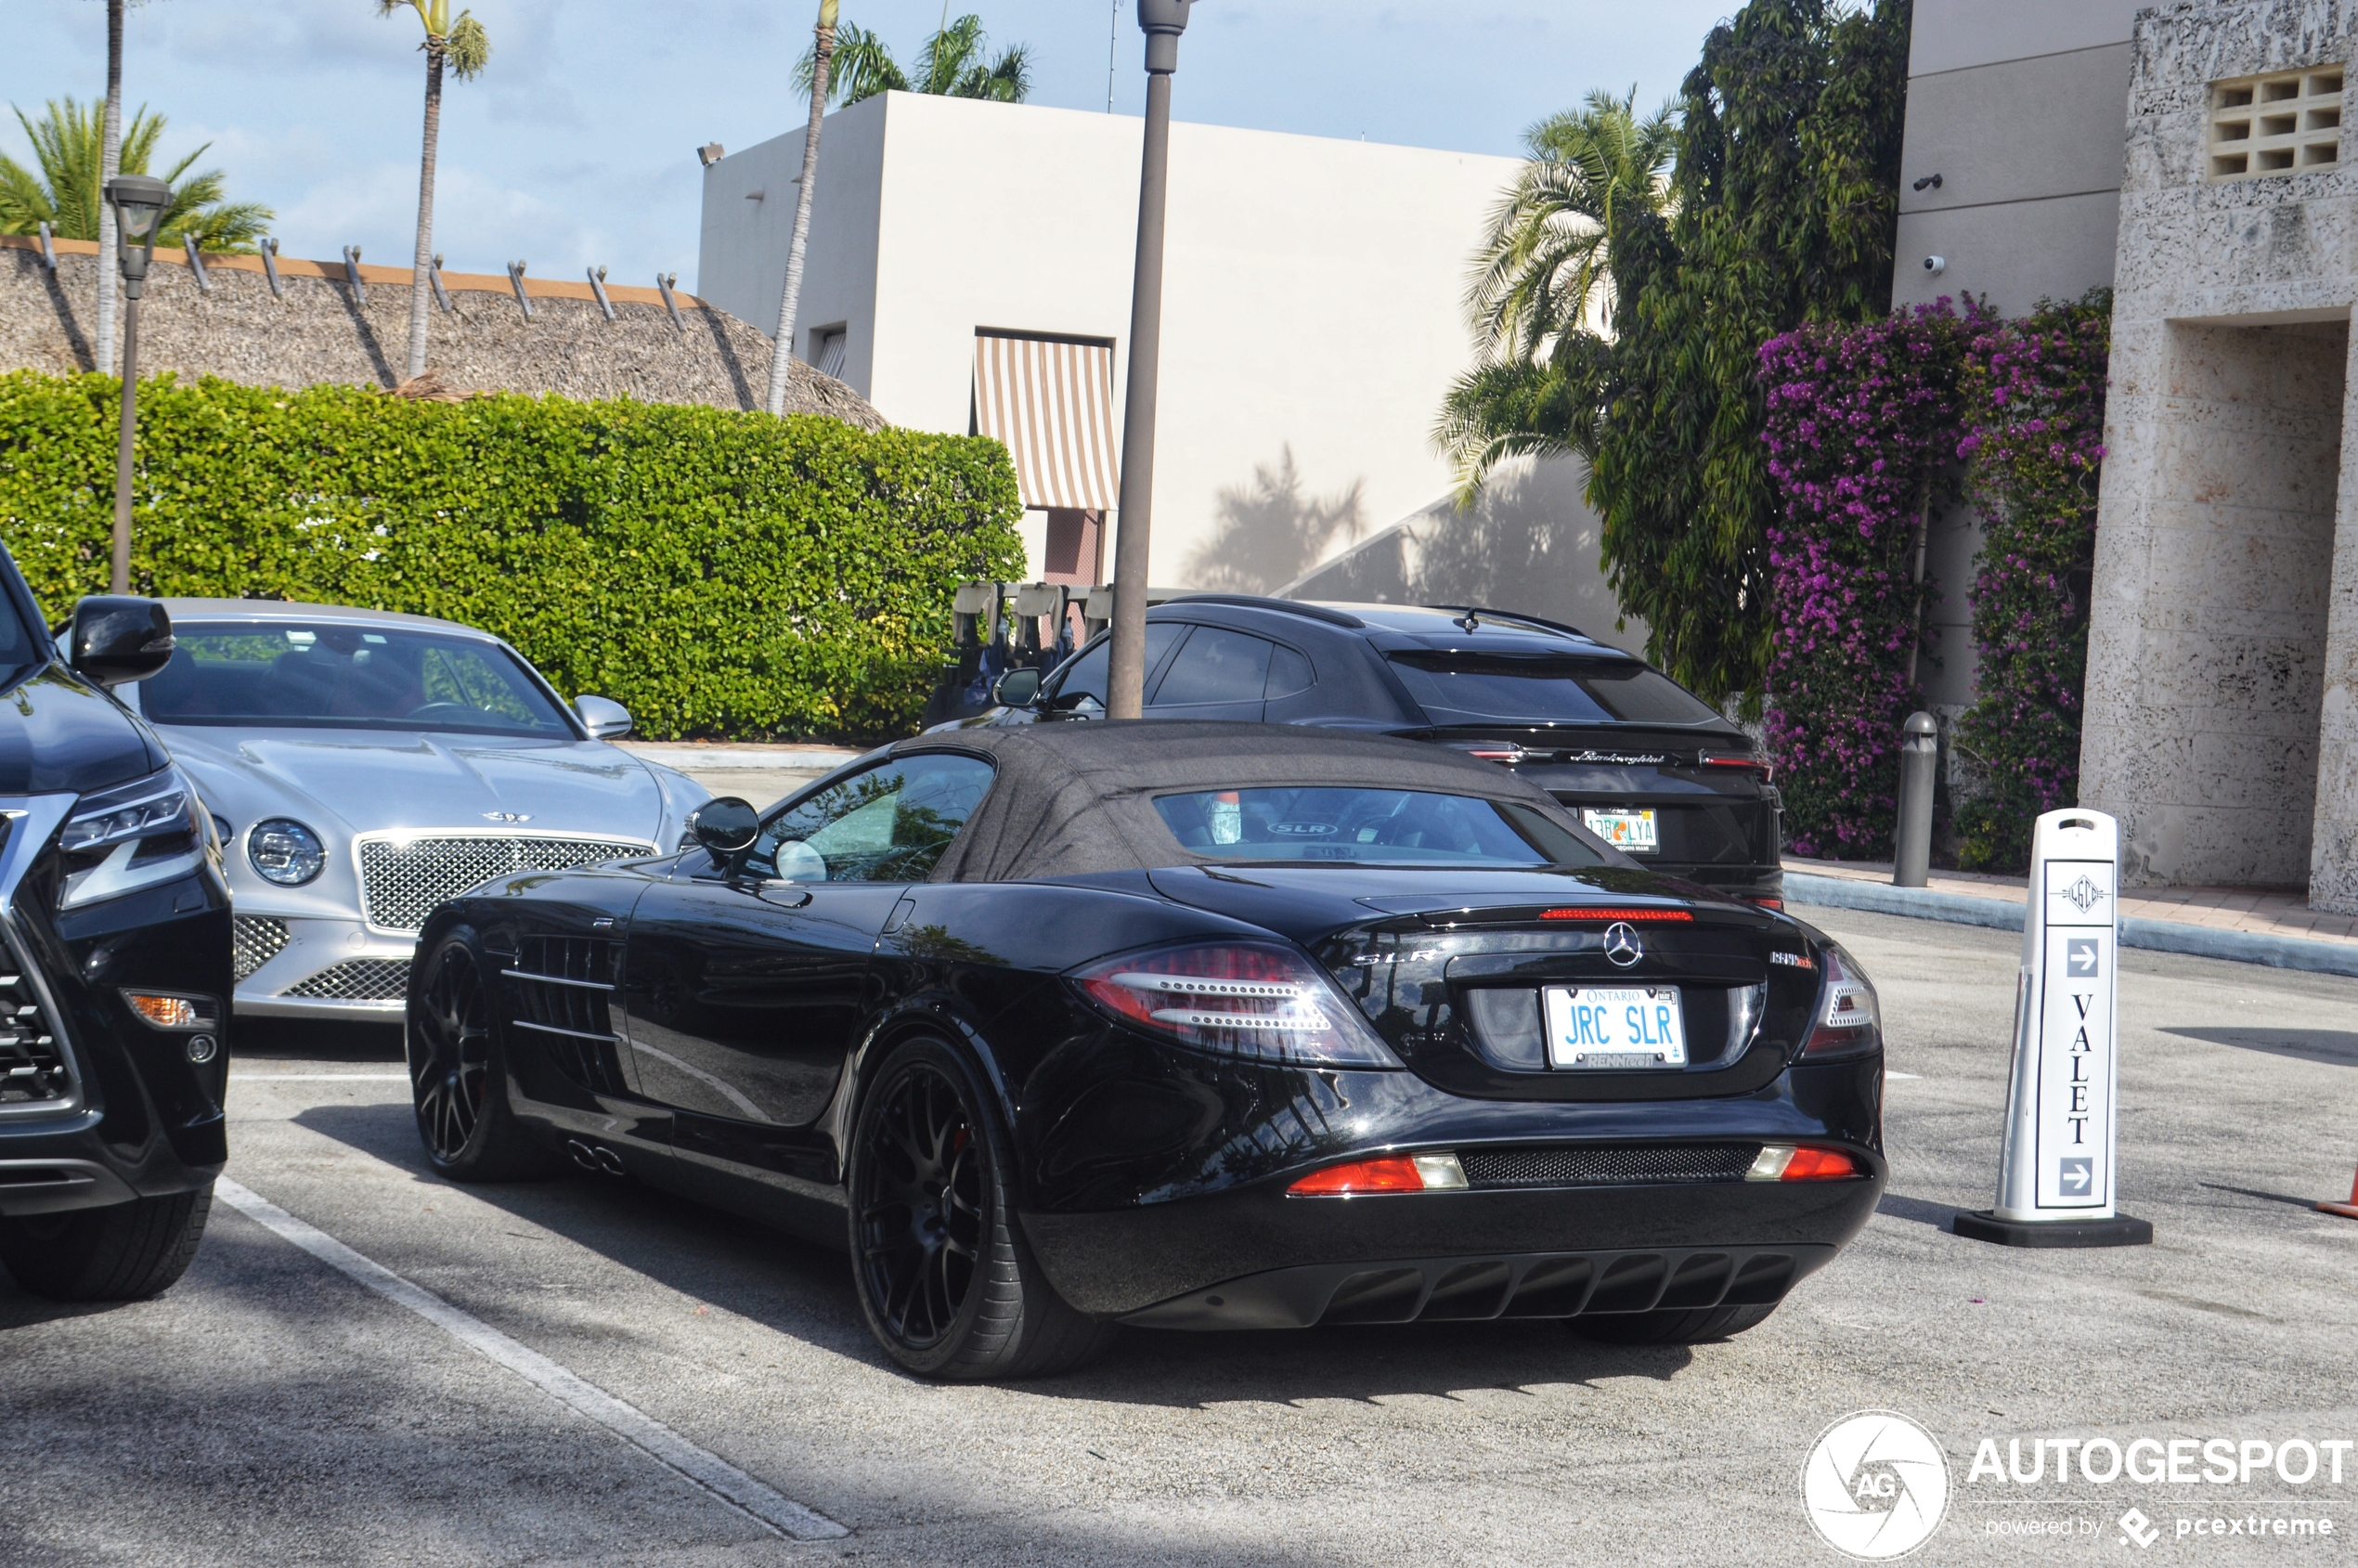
{"left": 1782, "top": 872, "right": 2358, "bottom": 980}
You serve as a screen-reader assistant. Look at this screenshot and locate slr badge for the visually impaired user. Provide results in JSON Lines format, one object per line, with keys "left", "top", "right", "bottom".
{"left": 481, "top": 811, "right": 532, "bottom": 823}
{"left": 1603, "top": 922, "right": 1643, "bottom": 967}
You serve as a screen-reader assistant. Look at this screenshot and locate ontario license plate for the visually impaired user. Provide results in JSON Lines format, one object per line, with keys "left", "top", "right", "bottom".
{"left": 1582, "top": 808, "right": 1658, "bottom": 852}
{"left": 1543, "top": 986, "right": 1687, "bottom": 1069}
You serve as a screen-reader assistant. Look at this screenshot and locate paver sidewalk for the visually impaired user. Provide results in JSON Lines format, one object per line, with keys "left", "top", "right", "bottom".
{"left": 1785, "top": 854, "right": 2358, "bottom": 953}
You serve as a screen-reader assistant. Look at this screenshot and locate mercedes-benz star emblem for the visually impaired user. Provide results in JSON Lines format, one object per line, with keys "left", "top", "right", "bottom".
{"left": 1603, "top": 922, "right": 1643, "bottom": 967}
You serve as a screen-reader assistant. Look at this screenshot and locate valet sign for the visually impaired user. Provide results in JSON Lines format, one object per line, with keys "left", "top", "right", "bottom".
{"left": 1951, "top": 808, "right": 2152, "bottom": 1247}
{"left": 2028, "top": 852, "right": 2118, "bottom": 1211}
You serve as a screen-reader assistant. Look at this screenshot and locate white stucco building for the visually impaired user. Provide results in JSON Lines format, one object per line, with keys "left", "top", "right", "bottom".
{"left": 1890, "top": 0, "right": 2358, "bottom": 909}
{"left": 696, "top": 91, "right": 1640, "bottom": 651}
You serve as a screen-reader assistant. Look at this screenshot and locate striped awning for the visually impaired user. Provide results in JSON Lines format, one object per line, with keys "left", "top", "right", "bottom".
{"left": 972, "top": 332, "right": 1120, "bottom": 511}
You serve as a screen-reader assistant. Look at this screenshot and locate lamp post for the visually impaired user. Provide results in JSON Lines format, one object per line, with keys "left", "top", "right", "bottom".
{"left": 1106, "top": 0, "right": 1191, "bottom": 719}
{"left": 103, "top": 175, "right": 171, "bottom": 596}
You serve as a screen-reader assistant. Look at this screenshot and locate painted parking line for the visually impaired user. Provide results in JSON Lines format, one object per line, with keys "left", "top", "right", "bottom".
{"left": 229, "top": 1073, "right": 411, "bottom": 1082}
{"left": 212, "top": 1177, "right": 849, "bottom": 1542}
{"left": 1886, "top": 1070, "right": 1924, "bottom": 1080}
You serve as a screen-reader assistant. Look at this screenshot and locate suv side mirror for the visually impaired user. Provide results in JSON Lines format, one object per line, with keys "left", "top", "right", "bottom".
{"left": 574, "top": 694, "right": 633, "bottom": 739}
{"left": 686, "top": 797, "right": 759, "bottom": 863}
{"left": 992, "top": 667, "right": 1043, "bottom": 709}
{"left": 69, "top": 596, "right": 175, "bottom": 688}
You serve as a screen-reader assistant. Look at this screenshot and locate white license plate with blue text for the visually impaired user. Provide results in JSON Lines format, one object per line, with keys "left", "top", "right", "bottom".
{"left": 1543, "top": 985, "right": 1686, "bottom": 1069}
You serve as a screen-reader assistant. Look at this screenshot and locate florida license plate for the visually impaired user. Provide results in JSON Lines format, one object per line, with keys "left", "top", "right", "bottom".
{"left": 1582, "top": 808, "right": 1658, "bottom": 852}
{"left": 1543, "top": 986, "right": 1686, "bottom": 1069}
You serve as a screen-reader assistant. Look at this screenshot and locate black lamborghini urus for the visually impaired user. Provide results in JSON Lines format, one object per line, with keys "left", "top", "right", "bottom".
{"left": 949, "top": 597, "right": 1784, "bottom": 906}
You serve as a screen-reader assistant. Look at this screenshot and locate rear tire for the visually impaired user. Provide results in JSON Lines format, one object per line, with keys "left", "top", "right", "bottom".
{"left": 848, "top": 1035, "right": 1111, "bottom": 1380}
{"left": 1568, "top": 1301, "right": 1780, "bottom": 1345}
{"left": 407, "top": 927, "right": 562, "bottom": 1183}
{"left": 0, "top": 1185, "right": 212, "bottom": 1301}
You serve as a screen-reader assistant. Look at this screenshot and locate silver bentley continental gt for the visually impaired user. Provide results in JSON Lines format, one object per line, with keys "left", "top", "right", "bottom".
{"left": 115, "top": 601, "right": 711, "bottom": 1022}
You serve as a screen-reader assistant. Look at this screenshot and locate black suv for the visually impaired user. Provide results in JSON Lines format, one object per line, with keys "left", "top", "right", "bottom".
{"left": 955, "top": 596, "right": 1782, "bottom": 905}
{"left": 0, "top": 553, "right": 233, "bottom": 1302}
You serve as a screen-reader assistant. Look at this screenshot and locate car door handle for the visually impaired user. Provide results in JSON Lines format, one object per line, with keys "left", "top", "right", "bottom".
{"left": 755, "top": 880, "right": 811, "bottom": 908}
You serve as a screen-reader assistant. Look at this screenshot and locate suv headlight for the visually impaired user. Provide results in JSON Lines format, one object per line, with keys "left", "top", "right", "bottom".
{"left": 248, "top": 819, "right": 327, "bottom": 886}
{"left": 58, "top": 769, "right": 207, "bottom": 912}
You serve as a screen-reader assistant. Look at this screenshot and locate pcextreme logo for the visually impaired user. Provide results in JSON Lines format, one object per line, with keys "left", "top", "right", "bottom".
{"left": 1802, "top": 1410, "right": 1952, "bottom": 1560}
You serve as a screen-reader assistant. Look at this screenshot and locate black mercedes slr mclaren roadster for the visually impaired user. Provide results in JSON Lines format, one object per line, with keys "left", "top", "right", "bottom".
{"left": 404, "top": 722, "right": 1886, "bottom": 1380}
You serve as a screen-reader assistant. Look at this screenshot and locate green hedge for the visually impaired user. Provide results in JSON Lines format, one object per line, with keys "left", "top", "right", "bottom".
{"left": 0, "top": 372, "right": 1024, "bottom": 742}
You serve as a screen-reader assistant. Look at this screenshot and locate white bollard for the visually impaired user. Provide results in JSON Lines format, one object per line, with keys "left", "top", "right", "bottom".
{"left": 1954, "top": 809, "right": 2152, "bottom": 1248}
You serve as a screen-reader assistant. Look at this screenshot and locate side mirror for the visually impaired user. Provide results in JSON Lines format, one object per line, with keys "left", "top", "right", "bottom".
{"left": 686, "top": 797, "right": 759, "bottom": 862}
{"left": 574, "top": 694, "right": 633, "bottom": 739}
{"left": 69, "top": 596, "right": 174, "bottom": 688}
{"left": 992, "top": 667, "right": 1043, "bottom": 709}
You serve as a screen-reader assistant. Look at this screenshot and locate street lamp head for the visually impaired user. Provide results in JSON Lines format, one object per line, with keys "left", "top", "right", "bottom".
{"left": 103, "top": 175, "right": 174, "bottom": 297}
{"left": 1137, "top": 0, "right": 1192, "bottom": 73}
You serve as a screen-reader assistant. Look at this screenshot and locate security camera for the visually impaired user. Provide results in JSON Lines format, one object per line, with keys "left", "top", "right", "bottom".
{"left": 1923, "top": 255, "right": 1947, "bottom": 276}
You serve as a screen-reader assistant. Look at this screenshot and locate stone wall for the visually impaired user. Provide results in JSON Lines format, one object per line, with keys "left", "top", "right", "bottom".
{"left": 2080, "top": 0, "right": 2358, "bottom": 902}
{"left": 0, "top": 237, "right": 883, "bottom": 428}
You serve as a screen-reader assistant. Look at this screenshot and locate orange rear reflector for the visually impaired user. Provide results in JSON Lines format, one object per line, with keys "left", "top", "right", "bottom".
{"left": 1288, "top": 1156, "right": 1425, "bottom": 1196}
{"left": 1539, "top": 908, "right": 1694, "bottom": 922}
{"left": 1781, "top": 1147, "right": 1861, "bottom": 1181}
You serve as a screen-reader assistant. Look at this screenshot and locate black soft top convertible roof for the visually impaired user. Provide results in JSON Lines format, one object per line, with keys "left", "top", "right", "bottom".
{"left": 889, "top": 720, "right": 1613, "bottom": 883}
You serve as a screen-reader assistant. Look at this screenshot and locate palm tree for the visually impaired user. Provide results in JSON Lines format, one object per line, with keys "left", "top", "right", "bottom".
{"left": 769, "top": 0, "right": 839, "bottom": 418}
{"left": 795, "top": 12, "right": 1031, "bottom": 106}
{"left": 375, "top": 1, "right": 491, "bottom": 383}
{"left": 97, "top": 0, "right": 125, "bottom": 372}
{"left": 1435, "top": 89, "right": 1677, "bottom": 499}
{"left": 0, "top": 99, "right": 273, "bottom": 252}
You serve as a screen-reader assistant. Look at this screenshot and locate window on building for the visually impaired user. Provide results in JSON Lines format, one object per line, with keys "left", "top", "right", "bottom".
{"left": 2210, "top": 69, "right": 2342, "bottom": 182}
{"left": 811, "top": 327, "right": 849, "bottom": 379}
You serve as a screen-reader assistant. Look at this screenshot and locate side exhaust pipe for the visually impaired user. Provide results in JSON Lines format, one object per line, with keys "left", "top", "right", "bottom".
{"left": 565, "top": 1138, "right": 627, "bottom": 1175}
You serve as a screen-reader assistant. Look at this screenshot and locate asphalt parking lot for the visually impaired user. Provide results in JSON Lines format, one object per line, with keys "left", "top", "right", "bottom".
{"left": 6, "top": 905, "right": 2356, "bottom": 1566}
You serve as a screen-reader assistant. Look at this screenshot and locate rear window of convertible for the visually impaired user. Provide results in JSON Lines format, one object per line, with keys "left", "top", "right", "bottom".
{"left": 1153, "top": 786, "right": 1606, "bottom": 868}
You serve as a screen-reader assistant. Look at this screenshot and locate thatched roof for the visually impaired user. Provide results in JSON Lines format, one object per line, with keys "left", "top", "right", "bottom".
{"left": 0, "top": 237, "right": 884, "bottom": 427}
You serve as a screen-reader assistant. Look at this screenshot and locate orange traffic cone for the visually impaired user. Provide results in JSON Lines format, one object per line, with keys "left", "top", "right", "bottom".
{"left": 2323, "top": 1160, "right": 2358, "bottom": 1221}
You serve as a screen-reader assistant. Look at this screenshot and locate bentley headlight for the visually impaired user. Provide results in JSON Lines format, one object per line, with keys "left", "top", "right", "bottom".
{"left": 249, "top": 819, "right": 327, "bottom": 887}
{"left": 58, "top": 770, "right": 206, "bottom": 911}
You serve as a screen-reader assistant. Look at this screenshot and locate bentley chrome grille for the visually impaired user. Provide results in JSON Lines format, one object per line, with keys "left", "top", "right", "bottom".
{"left": 281, "top": 958, "right": 413, "bottom": 1002}
{"left": 0, "top": 941, "right": 74, "bottom": 1105}
{"left": 232, "top": 915, "right": 291, "bottom": 981}
{"left": 357, "top": 836, "right": 649, "bottom": 933}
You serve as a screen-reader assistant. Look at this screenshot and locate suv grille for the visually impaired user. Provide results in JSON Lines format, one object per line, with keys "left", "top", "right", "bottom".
{"left": 282, "top": 958, "right": 412, "bottom": 1002}
{"left": 1458, "top": 1144, "right": 1761, "bottom": 1188}
{"left": 233, "top": 916, "right": 290, "bottom": 981}
{"left": 0, "top": 949, "right": 71, "bottom": 1104}
{"left": 358, "top": 836, "right": 647, "bottom": 932}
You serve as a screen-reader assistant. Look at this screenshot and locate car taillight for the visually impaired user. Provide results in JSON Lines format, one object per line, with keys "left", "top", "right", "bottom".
{"left": 1745, "top": 1145, "right": 1864, "bottom": 1181}
{"left": 1800, "top": 944, "right": 1881, "bottom": 1059}
{"left": 1537, "top": 907, "right": 1693, "bottom": 922}
{"left": 1699, "top": 747, "right": 1772, "bottom": 782}
{"left": 1288, "top": 1152, "right": 1468, "bottom": 1196}
{"left": 1073, "top": 941, "right": 1402, "bottom": 1068}
{"left": 1749, "top": 896, "right": 1784, "bottom": 912}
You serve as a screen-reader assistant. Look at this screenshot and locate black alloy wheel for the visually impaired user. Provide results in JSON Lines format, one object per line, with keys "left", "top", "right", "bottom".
{"left": 406, "top": 927, "right": 559, "bottom": 1182}
{"left": 848, "top": 1036, "right": 1109, "bottom": 1380}
{"left": 855, "top": 1057, "right": 985, "bottom": 1350}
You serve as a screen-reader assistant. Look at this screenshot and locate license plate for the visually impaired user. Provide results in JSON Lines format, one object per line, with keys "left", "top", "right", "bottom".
{"left": 1582, "top": 808, "right": 1658, "bottom": 852}
{"left": 1543, "top": 986, "right": 1686, "bottom": 1069}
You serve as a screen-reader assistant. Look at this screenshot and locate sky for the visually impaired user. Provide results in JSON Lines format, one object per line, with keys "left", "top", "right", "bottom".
{"left": 2, "top": 1, "right": 1735, "bottom": 293}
